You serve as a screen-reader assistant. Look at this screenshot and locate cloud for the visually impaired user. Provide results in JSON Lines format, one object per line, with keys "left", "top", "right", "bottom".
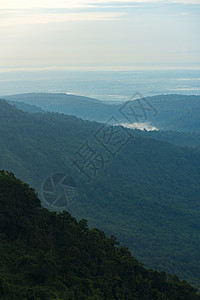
{"left": 171, "top": 0, "right": 200, "bottom": 3}
{"left": 0, "top": 0, "right": 199, "bottom": 27}
{"left": 121, "top": 122, "right": 158, "bottom": 131}
{"left": 0, "top": 10, "right": 124, "bottom": 26}
{"left": 88, "top": 0, "right": 200, "bottom": 4}
{"left": 0, "top": 1, "right": 83, "bottom": 10}
{"left": 180, "top": 12, "right": 189, "bottom": 15}
{"left": 1, "top": 0, "right": 200, "bottom": 11}
{"left": 0, "top": 0, "right": 128, "bottom": 26}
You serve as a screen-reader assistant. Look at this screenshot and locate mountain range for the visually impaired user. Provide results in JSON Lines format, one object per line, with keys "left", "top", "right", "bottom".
{"left": 0, "top": 98, "right": 200, "bottom": 288}
{"left": 2, "top": 93, "right": 200, "bottom": 132}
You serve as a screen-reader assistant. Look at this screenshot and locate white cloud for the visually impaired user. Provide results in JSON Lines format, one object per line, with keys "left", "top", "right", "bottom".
{"left": 0, "top": 11, "right": 124, "bottom": 26}
{"left": 121, "top": 122, "right": 158, "bottom": 131}
{"left": 0, "top": 0, "right": 83, "bottom": 10}
{"left": 171, "top": 0, "right": 200, "bottom": 3}
{"left": 0, "top": 0, "right": 199, "bottom": 68}
{"left": 180, "top": 12, "right": 189, "bottom": 15}
{"left": 1, "top": 0, "right": 200, "bottom": 10}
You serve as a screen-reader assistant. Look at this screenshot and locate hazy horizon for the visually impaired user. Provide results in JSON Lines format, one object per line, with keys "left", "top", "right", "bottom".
{"left": 1, "top": 0, "right": 200, "bottom": 70}
{"left": 1, "top": 1, "right": 200, "bottom": 100}
{"left": 1, "top": 69, "right": 200, "bottom": 102}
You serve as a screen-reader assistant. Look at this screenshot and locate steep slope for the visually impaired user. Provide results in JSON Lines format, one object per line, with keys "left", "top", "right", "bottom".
{"left": 0, "top": 99, "right": 200, "bottom": 288}
{"left": 0, "top": 170, "right": 199, "bottom": 300}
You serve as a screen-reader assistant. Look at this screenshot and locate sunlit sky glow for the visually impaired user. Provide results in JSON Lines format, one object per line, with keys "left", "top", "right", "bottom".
{"left": 0, "top": 0, "right": 200, "bottom": 70}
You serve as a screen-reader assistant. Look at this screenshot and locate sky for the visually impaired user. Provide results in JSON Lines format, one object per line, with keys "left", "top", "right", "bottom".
{"left": 0, "top": 0, "right": 200, "bottom": 70}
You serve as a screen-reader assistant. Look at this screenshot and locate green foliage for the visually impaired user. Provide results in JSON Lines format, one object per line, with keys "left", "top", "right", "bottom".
{"left": 1, "top": 99, "right": 200, "bottom": 289}
{"left": 0, "top": 171, "right": 199, "bottom": 299}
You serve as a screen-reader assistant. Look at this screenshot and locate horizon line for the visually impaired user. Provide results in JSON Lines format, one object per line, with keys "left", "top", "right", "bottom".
{"left": 1, "top": 65, "right": 200, "bottom": 73}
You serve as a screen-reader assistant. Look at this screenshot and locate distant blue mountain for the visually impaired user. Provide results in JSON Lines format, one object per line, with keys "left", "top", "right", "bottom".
{"left": 2, "top": 93, "right": 200, "bottom": 132}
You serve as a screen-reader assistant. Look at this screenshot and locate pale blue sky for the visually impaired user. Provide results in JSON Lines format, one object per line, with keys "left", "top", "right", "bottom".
{"left": 0, "top": 0, "right": 200, "bottom": 70}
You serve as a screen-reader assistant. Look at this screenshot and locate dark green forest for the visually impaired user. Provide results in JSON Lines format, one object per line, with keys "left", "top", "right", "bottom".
{"left": 0, "top": 99, "right": 200, "bottom": 289}
{"left": 0, "top": 170, "right": 200, "bottom": 299}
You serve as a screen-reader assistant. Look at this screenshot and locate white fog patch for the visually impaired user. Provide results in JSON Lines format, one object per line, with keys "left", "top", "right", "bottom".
{"left": 120, "top": 122, "right": 158, "bottom": 131}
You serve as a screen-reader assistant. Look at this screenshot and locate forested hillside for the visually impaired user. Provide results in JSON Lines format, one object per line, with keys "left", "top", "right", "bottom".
{"left": 0, "top": 99, "right": 200, "bottom": 288}
{"left": 0, "top": 170, "right": 199, "bottom": 299}
{"left": 3, "top": 96, "right": 200, "bottom": 148}
{"left": 2, "top": 93, "right": 200, "bottom": 132}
